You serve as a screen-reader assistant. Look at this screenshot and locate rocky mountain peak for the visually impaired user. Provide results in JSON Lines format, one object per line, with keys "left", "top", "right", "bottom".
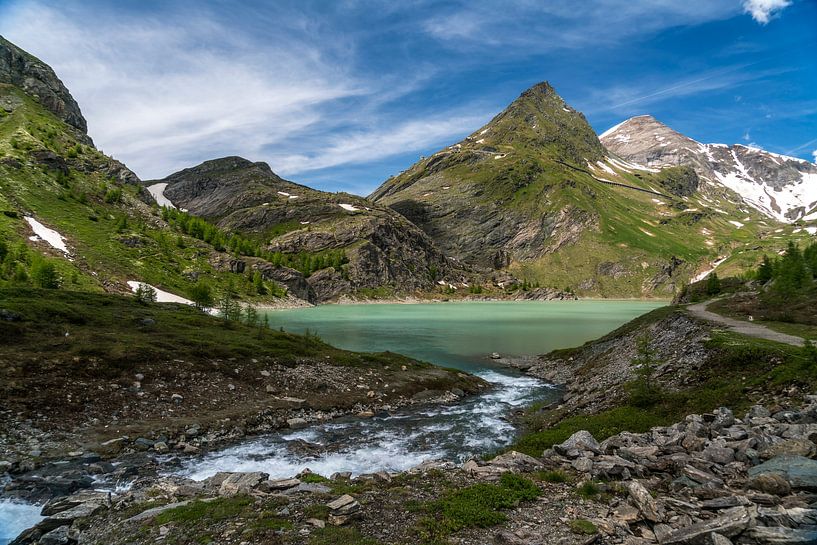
{"left": 601, "top": 115, "right": 817, "bottom": 222}
{"left": 0, "top": 35, "right": 88, "bottom": 136}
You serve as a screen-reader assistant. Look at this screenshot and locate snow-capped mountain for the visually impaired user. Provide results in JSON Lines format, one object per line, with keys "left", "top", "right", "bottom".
{"left": 600, "top": 115, "right": 817, "bottom": 222}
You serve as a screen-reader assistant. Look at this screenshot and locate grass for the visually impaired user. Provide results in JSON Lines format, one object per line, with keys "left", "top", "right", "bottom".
{"left": 0, "top": 287, "right": 434, "bottom": 371}
{"left": 576, "top": 482, "right": 601, "bottom": 500}
{"left": 416, "top": 473, "right": 539, "bottom": 544}
{"left": 154, "top": 497, "right": 252, "bottom": 525}
{"left": 535, "top": 470, "right": 569, "bottom": 483}
{"left": 569, "top": 519, "right": 598, "bottom": 535}
{"left": 300, "top": 473, "right": 331, "bottom": 484}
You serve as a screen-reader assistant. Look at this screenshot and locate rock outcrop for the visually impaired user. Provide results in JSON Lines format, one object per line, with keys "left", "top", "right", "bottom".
{"left": 0, "top": 35, "right": 88, "bottom": 137}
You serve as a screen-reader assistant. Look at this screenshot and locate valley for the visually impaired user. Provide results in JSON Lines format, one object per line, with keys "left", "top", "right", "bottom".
{"left": 1, "top": 10, "right": 817, "bottom": 545}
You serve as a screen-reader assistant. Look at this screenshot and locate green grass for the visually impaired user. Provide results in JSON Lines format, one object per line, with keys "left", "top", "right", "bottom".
{"left": 569, "top": 519, "right": 598, "bottom": 535}
{"left": 300, "top": 473, "right": 331, "bottom": 484}
{"left": 416, "top": 473, "right": 539, "bottom": 544}
{"left": 154, "top": 497, "right": 252, "bottom": 525}
{"left": 535, "top": 470, "right": 569, "bottom": 483}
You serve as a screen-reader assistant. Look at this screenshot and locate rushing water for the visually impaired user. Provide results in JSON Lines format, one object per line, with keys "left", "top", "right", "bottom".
{"left": 0, "top": 499, "right": 43, "bottom": 545}
{"left": 176, "top": 300, "right": 664, "bottom": 480}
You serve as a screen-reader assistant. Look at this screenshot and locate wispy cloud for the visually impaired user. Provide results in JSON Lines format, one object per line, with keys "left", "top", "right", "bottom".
{"left": 742, "top": 0, "right": 792, "bottom": 24}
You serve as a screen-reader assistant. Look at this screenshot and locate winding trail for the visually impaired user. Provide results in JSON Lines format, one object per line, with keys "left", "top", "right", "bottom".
{"left": 687, "top": 299, "right": 805, "bottom": 347}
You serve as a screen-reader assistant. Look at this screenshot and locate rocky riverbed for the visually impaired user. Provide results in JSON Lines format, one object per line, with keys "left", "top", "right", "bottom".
{"left": 6, "top": 395, "right": 817, "bottom": 545}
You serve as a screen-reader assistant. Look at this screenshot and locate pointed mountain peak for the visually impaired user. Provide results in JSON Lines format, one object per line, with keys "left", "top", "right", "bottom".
{"left": 473, "top": 81, "right": 605, "bottom": 163}
{"left": 0, "top": 35, "right": 88, "bottom": 135}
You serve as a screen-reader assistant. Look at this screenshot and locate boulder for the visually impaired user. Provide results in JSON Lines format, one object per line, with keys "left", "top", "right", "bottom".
{"left": 747, "top": 456, "right": 817, "bottom": 490}
{"left": 489, "top": 451, "right": 543, "bottom": 472}
{"left": 554, "top": 430, "right": 601, "bottom": 457}
{"left": 760, "top": 439, "right": 816, "bottom": 460}
{"left": 747, "top": 473, "right": 792, "bottom": 497}
{"left": 659, "top": 506, "right": 754, "bottom": 544}
{"left": 38, "top": 525, "right": 70, "bottom": 545}
{"left": 627, "top": 481, "right": 661, "bottom": 522}
{"left": 217, "top": 472, "right": 269, "bottom": 496}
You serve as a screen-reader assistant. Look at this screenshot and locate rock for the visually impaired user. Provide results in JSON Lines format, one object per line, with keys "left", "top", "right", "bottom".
{"left": 38, "top": 525, "right": 70, "bottom": 545}
{"left": 491, "top": 352, "right": 501, "bottom": 359}
{"left": 133, "top": 437, "right": 154, "bottom": 451}
{"left": 747, "top": 473, "right": 792, "bottom": 496}
{"left": 760, "top": 439, "right": 816, "bottom": 460}
{"left": 154, "top": 441, "right": 169, "bottom": 454}
{"left": 489, "top": 451, "right": 543, "bottom": 472}
{"left": 307, "top": 518, "right": 326, "bottom": 528}
{"left": 41, "top": 491, "right": 109, "bottom": 516}
{"left": 260, "top": 478, "right": 301, "bottom": 491}
{"left": 627, "top": 481, "right": 661, "bottom": 522}
{"left": 572, "top": 457, "right": 594, "bottom": 473}
{"left": 748, "top": 456, "right": 817, "bottom": 490}
{"left": 659, "top": 506, "right": 754, "bottom": 544}
{"left": 709, "top": 534, "right": 732, "bottom": 545}
{"left": 748, "top": 526, "right": 817, "bottom": 544}
{"left": 612, "top": 503, "right": 641, "bottom": 524}
{"left": 170, "top": 393, "right": 183, "bottom": 404}
{"left": 326, "top": 494, "right": 361, "bottom": 526}
{"left": 0, "top": 460, "right": 12, "bottom": 473}
{"left": 124, "top": 500, "right": 193, "bottom": 523}
{"left": 702, "top": 445, "right": 735, "bottom": 465}
{"left": 555, "top": 431, "right": 601, "bottom": 456}
{"left": 745, "top": 405, "right": 771, "bottom": 420}
{"left": 287, "top": 418, "right": 308, "bottom": 429}
{"left": 711, "top": 407, "right": 735, "bottom": 430}
{"left": 217, "top": 472, "right": 269, "bottom": 496}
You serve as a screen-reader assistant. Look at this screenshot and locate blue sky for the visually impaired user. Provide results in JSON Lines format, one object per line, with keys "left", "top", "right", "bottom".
{"left": 0, "top": 0, "right": 815, "bottom": 195}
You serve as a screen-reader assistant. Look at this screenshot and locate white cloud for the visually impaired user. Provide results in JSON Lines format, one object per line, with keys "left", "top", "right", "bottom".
{"left": 742, "top": 0, "right": 792, "bottom": 24}
{"left": 812, "top": 149, "right": 817, "bottom": 164}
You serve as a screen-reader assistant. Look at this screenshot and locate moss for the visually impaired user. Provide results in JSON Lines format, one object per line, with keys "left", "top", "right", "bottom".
{"left": 576, "top": 481, "right": 601, "bottom": 499}
{"left": 536, "top": 470, "right": 569, "bottom": 483}
{"left": 569, "top": 519, "right": 598, "bottom": 535}
{"left": 300, "top": 473, "right": 331, "bottom": 484}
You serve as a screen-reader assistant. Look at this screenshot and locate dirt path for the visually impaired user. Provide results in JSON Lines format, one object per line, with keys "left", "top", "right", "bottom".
{"left": 687, "top": 299, "right": 805, "bottom": 347}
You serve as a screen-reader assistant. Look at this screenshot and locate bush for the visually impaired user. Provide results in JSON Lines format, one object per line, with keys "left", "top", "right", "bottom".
{"left": 569, "top": 519, "right": 598, "bottom": 535}
{"left": 30, "top": 258, "right": 60, "bottom": 289}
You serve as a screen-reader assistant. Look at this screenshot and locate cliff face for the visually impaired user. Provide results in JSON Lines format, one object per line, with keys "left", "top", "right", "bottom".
{"left": 0, "top": 36, "right": 89, "bottom": 138}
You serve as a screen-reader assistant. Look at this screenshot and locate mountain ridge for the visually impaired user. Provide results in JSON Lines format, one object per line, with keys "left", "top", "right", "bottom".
{"left": 600, "top": 115, "right": 817, "bottom": 222}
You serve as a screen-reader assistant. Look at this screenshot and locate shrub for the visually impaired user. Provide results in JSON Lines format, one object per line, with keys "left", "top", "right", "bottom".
{"left": 569, "top": 519, "right": 598, "bottom": 535}
{"left": 134, "top": 283, "right": 157, "bottom": 304}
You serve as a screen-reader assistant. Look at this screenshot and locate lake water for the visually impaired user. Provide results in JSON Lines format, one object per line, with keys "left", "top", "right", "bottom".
{"left": 175, "top": 300, "right": 664, "bottom": 480}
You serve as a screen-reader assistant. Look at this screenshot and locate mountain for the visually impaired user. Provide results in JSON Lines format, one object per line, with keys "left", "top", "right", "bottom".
{"left": 371, "top": 82, "right": 814, "bottom": 296}
{"left": 147, "top": 157, "right": 461, "bottom": 302}
{"left": 600, "top": 115, "right": 817, "bottom": 222}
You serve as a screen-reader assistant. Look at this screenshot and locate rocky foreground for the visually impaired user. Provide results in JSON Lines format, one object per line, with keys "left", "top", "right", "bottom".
{"left": 7, "top": 395, "right": 817, "bottom": 545}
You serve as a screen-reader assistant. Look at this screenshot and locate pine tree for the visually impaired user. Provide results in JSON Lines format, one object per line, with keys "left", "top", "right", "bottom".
{"left": 253, "top": 270, "right": 267, "bottom": 295}
{"left": 706, "top": 272, "right": 721, "bottom": 296}
{"left": 756, "top": 255, "right": 774, "bottom": 284}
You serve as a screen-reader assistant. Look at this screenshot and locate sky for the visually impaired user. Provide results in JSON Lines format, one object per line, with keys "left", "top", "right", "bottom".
{"left": 0, "top": 0, "right": 815, "bottom": 195}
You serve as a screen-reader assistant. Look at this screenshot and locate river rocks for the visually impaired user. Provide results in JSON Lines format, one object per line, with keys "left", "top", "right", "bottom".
{"left": 213, "top": 471, "right": 269, "bottom": 496}
{"left": 489, "top": 451, "right": 543, "bottom": 472}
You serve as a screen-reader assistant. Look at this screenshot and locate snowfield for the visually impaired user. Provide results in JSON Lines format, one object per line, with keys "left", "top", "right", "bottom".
{"left": 24, "top": 217, "right": 69, "bottom": 254}
{"left": 146, "top": 183, "right": 176, "bottom": 209}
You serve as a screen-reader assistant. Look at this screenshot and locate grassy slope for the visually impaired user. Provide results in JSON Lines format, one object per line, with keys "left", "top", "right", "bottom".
{"left": 0, "top": 84, "right": 286, "bottom": 302}
{"left": 0, "top": 288, "right": 486, "bottom": 449}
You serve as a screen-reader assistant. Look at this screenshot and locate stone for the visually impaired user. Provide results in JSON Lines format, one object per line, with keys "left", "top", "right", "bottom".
{"left": 133, "top": 437, "right": 154, "bottom": 451}
{"left": 747, "top": 473, "right": 792, "bottom": 496}
{"left": 555, "top": 430, "right": 601, "bottom": 456}
{"left": 307, "top": 518, "right": 326, "bottom": 528}
{"left": 287, "top": 418, "right": 308, "bottom": 429}
{"left": 218, "top": 472, "right": 269, "bottom": 496}
{"left": 261, "top": 478, "right": 301, "bottom": 491}
{"left": 748, "top": 526, "right": 817, "bottom": 544}
{"left": 709, "top": 534, "right": 732, "bottom": 545}
{"left": 748, "top": 455, "right": 817, "bottom": 490}
{"left": 170, "top": 393, "right": 183, "bottom": 404}
{"left": 154, "top": 441, "right": 169, "bottom": 454}
{"left": 38, "top": 525, "right": 70, "bottom": 545}
{"left": 489, "top": 451, "right": 543, "bottom": 472}
{"left": 760, "top": 439, "right": 816, "bottom": 460}
{"left": 612, "top": 503, "right": 641, "bottom": 524}
{"left": 627, "top": 481, "right": 661, "bottom": 522}
{"left": 711, "top": 407, "right": 735, "bottom": 430}
{"left": 702, "top": 446, "right": 735, "bottom": 465}
{"left": 659, "top": 506, "right": 754, "bottom": 544}
{"left": 326, "top": 494, "right": 358, "bottom": 512}
{"left": 572, "top": 457, "right": 593, "bottom": 473}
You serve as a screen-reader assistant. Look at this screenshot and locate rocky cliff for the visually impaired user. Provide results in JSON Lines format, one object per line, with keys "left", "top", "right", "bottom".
{"left": 0, "top": 35, "right": 88, "bottom": 138}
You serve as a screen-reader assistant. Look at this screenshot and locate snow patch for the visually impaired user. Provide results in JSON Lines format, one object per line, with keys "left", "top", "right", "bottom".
{"left": 692, "top": 256, "right": 728, "bottom": 283}
{"left": 24, "top": 217, "right": 69, "bottom": 254}
{"left": 729, "top": 220, "right": 744, "bottom": 228}
{"left": 339, "top": 204, "right": 360, "bottom": 212}
{"left": 146, "top": 183, "right": 177, "bottom": 209}
{"left": 127, "top": 281, "right": 195, "bottom": 306}
{"left": 599, "top": 119, "right": 628, "bottom": 139}
{"left": 805, "top": 227, "right": 817, "bottom": 235}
